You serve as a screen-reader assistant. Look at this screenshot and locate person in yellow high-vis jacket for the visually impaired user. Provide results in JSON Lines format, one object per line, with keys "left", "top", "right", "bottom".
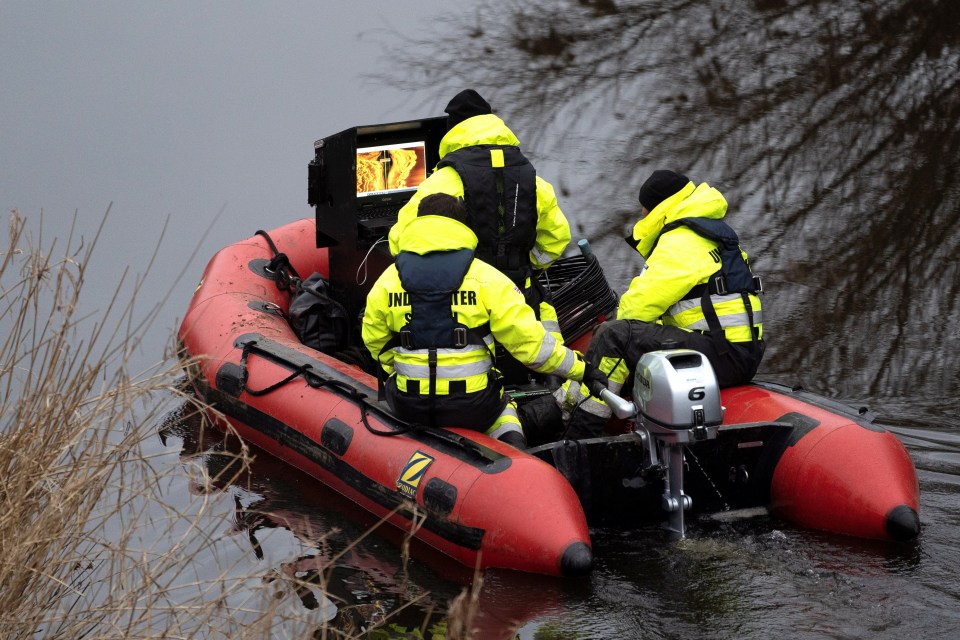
{"left": 388, "top": 89, "right": 570, "bottom": 382}
{"left": 558, "top": 170, "right": 765, "bottom": 440}
{"left": 366, "top": 194, "right": 606, "bottom": 448}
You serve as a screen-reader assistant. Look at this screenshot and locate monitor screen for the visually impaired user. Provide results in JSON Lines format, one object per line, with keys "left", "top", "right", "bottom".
{"left": 356, "top": 140, "right": 427, "bottom": 198}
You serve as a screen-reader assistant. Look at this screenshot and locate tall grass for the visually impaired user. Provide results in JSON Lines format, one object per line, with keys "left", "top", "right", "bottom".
{"left": 0, "top": 208, "right": 207, "bottom": 637}
{"left": 0, "top": 210, "right": 483, "bottom": 639}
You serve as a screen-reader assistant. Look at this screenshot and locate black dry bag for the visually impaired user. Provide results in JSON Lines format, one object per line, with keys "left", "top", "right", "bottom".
{"left": 288, "top": 272, "right": 350, "bottom": 355}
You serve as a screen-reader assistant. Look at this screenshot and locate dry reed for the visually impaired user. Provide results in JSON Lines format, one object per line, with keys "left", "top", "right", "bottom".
{"left": 0, "top": 209, "right": 483, "bottom": 639}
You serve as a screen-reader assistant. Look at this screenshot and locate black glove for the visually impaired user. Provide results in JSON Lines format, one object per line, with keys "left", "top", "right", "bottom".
{"left": 581, "top": 362, "right": 609, "bottom": 396}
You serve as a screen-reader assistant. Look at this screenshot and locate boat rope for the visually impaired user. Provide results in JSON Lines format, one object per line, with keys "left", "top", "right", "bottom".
{"left": 685, "top": 446, "right": 731, "bottom": 512}
{"left": 305, "top": 374, "right": 417, "bottom": 438}
{"left": 238, "top": 341, "right": 418, "bottom": 438}
{"left": 255, "top": 229, "right": 303, "bottom": 294}
{"left": 238, "top": 344, "right": 311, "bottom": 397}
{"left": 228, "top": 338, "right": 497, "bottom": 466}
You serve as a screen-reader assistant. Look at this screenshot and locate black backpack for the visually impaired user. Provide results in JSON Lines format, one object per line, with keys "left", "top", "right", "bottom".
{"left": 288, "top": 272, "right": 350, "bottom": 355}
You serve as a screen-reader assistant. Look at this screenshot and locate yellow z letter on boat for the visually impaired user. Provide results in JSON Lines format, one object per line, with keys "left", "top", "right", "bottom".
{"left": 397, "top": 450, "right": 435, "bottom": 499}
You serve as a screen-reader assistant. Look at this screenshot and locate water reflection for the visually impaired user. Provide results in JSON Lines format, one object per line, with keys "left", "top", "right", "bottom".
{"left": 159, "top": 400, "right": 572, "bottom": 638}
{"left": 159, "top": 390, "right": 958, "bottom": 637}
{"left": 552, "top": 516, "right": 932, "bottom": 639}
{"left": 388, "top": 0, "right": 960, "bottom": 407}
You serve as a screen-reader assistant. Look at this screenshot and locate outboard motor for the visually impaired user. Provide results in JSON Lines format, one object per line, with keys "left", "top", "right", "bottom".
{"left": 600, "top": 349, "right": 723, "bottom": 538}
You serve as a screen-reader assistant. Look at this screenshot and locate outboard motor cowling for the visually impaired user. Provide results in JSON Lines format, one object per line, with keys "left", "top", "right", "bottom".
{"left": 633, "top": 349, "right": 723, "bottom": 432}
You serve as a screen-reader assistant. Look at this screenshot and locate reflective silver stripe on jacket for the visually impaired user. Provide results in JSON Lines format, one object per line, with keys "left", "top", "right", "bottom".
{"left": 529, "top": 332, "right": 559, "bottom": 369}
{"left": 531, "top": 245, "right": 552, "bottom": 266}
{"left": 393, "top": 332, "right": 493, "bottom": 348}
{"left": 550, "top": 348, "right": 579, "bottom": 378}
{"left": 393, "top": 357, "right": 492, "bottom": 379}
{"left": 572, "top": 386, "right": 613, "bottom": 418}
{"left": 666, "top": 295, "right": 763, "bottom": 331}
{"left": 392, "top": 332, "right": 494, "bottom": 357}
{"left": 487, "top": 404, "right": 522, "bottom": 439}
{"left": 541, "top": 319, "right": 561, "bottom": 334}
{"left": 487, "top": 421, "right": 523, "bottom": 439}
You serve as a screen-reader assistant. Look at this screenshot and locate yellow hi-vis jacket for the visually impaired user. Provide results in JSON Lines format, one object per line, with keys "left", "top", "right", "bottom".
{"left": 387, "top": 113, "right": 571, "bottom": 271}
{"left": 619, "top": 181, "right": 763, "bottom": 344}
{"left": 364, "top": 215, "right": 586, "bottom": 395}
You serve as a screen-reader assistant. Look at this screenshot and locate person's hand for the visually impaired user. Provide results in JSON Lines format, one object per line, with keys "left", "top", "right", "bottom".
{"left": 581, "top": 362, "right": 609, "bottom": 396}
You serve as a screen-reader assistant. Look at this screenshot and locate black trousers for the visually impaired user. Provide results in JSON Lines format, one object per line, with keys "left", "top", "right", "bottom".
{"left": 565, "top": 320, "right": 765, "bottom": 439}
{"left": 385, "top": 375, "right": 506, "bottom": 431}
{"left": 588, "top": 320, "right": 764, "bottom": 387}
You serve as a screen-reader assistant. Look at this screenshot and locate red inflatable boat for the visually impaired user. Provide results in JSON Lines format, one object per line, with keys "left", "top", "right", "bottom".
{"left": 178, "top": 116, "right": 919, "bottom": 576}
{"left": 721, "top": 384, "right": 920, "bottom": 541}
{"left": 178, "top": 216, "right": 919, "bottom": 577}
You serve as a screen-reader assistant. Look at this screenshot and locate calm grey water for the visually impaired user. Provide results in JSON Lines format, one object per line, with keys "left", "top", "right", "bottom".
{"left": 8, "top": 0, "right": 957, "bottom": 637}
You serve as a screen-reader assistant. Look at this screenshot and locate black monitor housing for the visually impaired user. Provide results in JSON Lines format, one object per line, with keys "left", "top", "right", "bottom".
{"left": 308, "top": 116, "right": 447, "bottom": 320}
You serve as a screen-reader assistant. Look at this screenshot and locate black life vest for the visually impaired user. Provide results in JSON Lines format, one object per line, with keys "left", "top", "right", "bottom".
{"left": 391, "top": 248, "right": 491, "bottom": 408}
{"left": 437, "top": 145, "right": 538, "bottom": 286}
{"left": 660, "top": 217, "right": 763, "bottom": 350}
{"left": 395, "top": 248, "right": 475, "bottom": 350}
{"left": 661, "top": 218, "right": 759, "bottom": 296}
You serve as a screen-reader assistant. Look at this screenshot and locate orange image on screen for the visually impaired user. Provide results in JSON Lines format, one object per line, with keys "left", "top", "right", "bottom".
{"left": 356, "top": 145, "right": 426, "bottom": 195}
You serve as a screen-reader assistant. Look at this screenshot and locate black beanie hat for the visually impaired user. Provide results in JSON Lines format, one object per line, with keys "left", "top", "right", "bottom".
{"left": 638, "top": 170, "right": 690, "bottom": 211}
{"left": 445, "top": 89, "right": 492, "bottom": 130}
